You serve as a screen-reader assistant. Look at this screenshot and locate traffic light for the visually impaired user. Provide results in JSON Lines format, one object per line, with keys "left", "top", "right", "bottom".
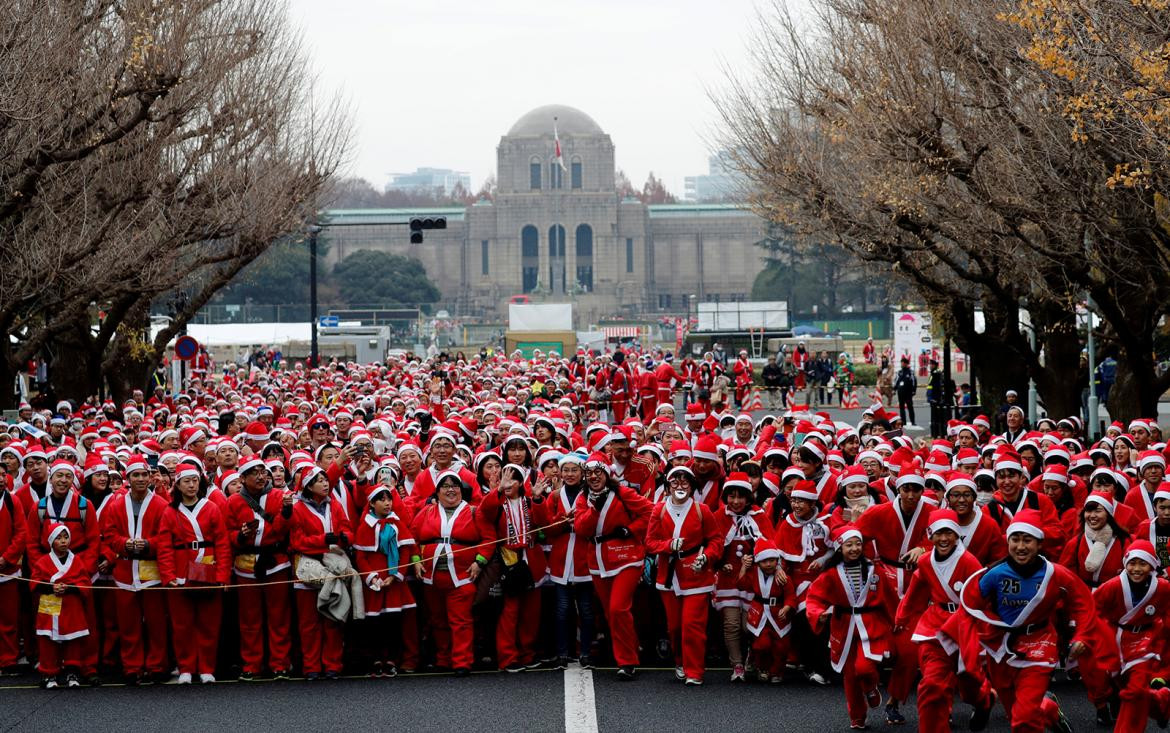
{"left": 409, "top": 216, "right": 447, "bottom": 244}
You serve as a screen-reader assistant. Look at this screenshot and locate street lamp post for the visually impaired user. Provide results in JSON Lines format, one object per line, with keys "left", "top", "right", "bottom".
{"left": 1086, "top": 294, "right": 1099, "bottom": 439}
{"left": 307, "top": 224, "right": 321, "bottom": 366}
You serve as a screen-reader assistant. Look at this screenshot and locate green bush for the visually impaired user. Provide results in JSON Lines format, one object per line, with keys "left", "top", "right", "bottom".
{"left": 852, "top": 364, "right": 878, "bottom": 386}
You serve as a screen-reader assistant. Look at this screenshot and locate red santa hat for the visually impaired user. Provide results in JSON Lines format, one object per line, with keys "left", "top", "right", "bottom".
{"left": 722, "top": 472, "right": 753, "bottom": 497}
{"left": 993, "top": 452, "right": 1024, "bottom": 474}
{"left": 894, "top": 464, "right": 925, "bottom": 489}
{"left": 838, "top": 465, "right": 869, "bottom": 488}
{"left": 666, "top": 464, "right": 695, "bottom": 483}
{"left": 667, "top": 440, "right": 693, "bottom": 462}
{"left": 238, "top": 455, "right": 267, "bottom": 475}
{"left": 944, "top": 472, "right": 976, "bottom": 497}
{"left": 1138, "top": 450, "right": 1166, "bottom": 470}
{"left": 753, "top": 537, "right": 781, "bottom": 563}
{"left": 1084, "top": 490, "right": 1115, "bottom": 515}
{"left": 44, "top": 521, "right": 70, "bottom": 547}
{"left": 953, "top": 447, "right": 980, "bottom": 467}
{"left": 790, "top": 480, "right": 819, "bottom": 503}
{"left": 124, "top": 454, "right": 149, "bottom": 474}
{"left": 174, "top": 464, "right": 202, "bottom": 483}
{"left": 831, "top": 524, "right": 862, "bottom": 547}
{"left": 1005, "top": 508, "right": 1045, "bottom": 540}
{"left": 584, "top": 452, "right": 612, "bottom": 475}
{"left": 761, "top": 471, "right": 781, "bottom": 496}
{"left": 1124, "top": 539, "right": 1160, "bottom": 569}
{"left": 692, "top": 434, "right": 721, "bottom": 463}
{"left": 927, "top": 508, "right": 962, "bottom": 536}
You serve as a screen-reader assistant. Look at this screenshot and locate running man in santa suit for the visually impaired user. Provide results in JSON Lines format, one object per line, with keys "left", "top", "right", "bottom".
{"left": 942, "top": 508, "right": 1091, "bottom": 733}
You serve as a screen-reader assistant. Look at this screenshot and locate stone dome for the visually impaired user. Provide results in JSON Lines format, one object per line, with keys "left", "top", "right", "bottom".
{"left": 507, "top": 105, "right": 603, "bottom": 137}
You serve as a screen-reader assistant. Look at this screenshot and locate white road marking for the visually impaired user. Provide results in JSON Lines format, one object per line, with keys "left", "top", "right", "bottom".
{"left": 563, "top": 663, "right": 600, "bottom": 733}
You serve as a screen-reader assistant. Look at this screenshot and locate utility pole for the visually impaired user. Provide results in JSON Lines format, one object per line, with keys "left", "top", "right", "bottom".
{"left": 1086, "top": 294, "right": 1099, "bottom": 439}
{"left": 308, "top": 224, "right": 320, "bottom": 366}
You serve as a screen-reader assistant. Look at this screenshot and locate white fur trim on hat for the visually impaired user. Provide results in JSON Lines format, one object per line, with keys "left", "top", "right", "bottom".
{"left": 928, "top": 518, "right": 961, "bottom": 536}
{"left": 1005, "top": 520, "right": 1044, "bottom": 540}
{"left": 1125, "top": 546, "right": 1160, "bottom": 569}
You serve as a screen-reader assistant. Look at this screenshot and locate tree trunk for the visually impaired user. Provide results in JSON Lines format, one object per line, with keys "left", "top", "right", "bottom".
{"left": 48, "top": 328, "right": 105, "bottom": 403}
{"left": 1108, "top": 352, "right": 1170, "bottom": 422}
{"left": 1031, "top": 306, "right": 1084, "bottom": 419}
{"left": 101, "top": 302, "right": 155, "bottom": 405}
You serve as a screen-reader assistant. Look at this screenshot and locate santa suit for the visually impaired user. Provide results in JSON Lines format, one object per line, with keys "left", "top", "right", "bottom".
{"left": 89, "top": 490, "right": 121, "bottom": 671}
{"left": 156, "top": 498, "right": 232, "bottom": 676}
{"left": 713, "top": 507, "right": 774, "bottom": 610}
{"left": 940, "top": 559, "right": 1096, "bottom": 733}
{"left": 1091, "top": 574, "right": 1170, "bottom": 732}
{"left": 544, "top": 484, "right": 595, "bottom": 660}
{"left": 645, "top": 498, "right": 722, "bottom": 680}
{"left": 1122, "top": 483, "right": 1159, "bottom": 524}
{"left": 0, "top": 492, "right": 27, "bottom": 668}
{"left": 894, "top": 547, "right": 991, "bottom": 732}
{"left": 31, "top": 550, "right": 90, "bottom": 676}
{"left": 573, "top": 485, "right": 652, "bottom": 667}
{"left": 26, "top": 490, "right": 99, "bottom": 573}
{"left": 654, "top": 361, "right": 682, "bottom": 411}
{"left": 479, "top": 489, "right": 551, "bottom": 669}
{"left": 352, "top": 510, "right": 417, "bottom": 616}
{"left": 737, "top": 566, "right": 795, "bottom": 678}
{"left": 289, "top": 496, "right": 352, "bottom": 675}
{"left": 608, "top": 365, "right": 629, "bottom": 422}
{"left": 692, "top": 473, "right": 725, "bottom": 513}
{"left": 638, "top": 369, "right": 658, "bottom": 422}
{"left": 1057, "top": 525, "right": 1126, "bottom": 589}
{"left": 410, "top": 500, "right": 489, "bottom": 670}
{"left": 986, "top": 489, "right": 1065, "bottom": 558}
{"left": 226, "top": 488, "right": 293, "bottom": 675}
{"left": 100, "top": 490, "right": 169, "bottom": 676}
{"left": 732, "top": 356, "right": 753, "bottom": 407}
{"left": 805, "top": 561, "right": 898, "bottom": 726}
{"left": 773, "top": 512, "right": 833, "bottom": 611}
{"left": 408, "top": 464, "right": 481, "bottom": 509}
{"left": 953, "top": 507, "right": 1008, "bottom": 565}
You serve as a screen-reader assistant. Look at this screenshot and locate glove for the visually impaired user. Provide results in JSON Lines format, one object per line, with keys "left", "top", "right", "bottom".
{"left": 280, "top": 504, "right": 293, "bottom": 519}
{"left": 613, "top": 527, "right": 632, "bottom": 539}
{"left": 324, "top": 532, "right": 339, "bottom": 545}
{"left": 670, "top": 537, "right": 684, "bottom": 552}
{"left": 338, "top": 532, "right": 350, "bottom": 548}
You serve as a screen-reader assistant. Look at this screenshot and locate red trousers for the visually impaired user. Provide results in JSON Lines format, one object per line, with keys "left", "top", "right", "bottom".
{"left": 887, "top": 627, "right": 918, "bottom": 702}
{"left": 1115, "top": 659, "right": 1170, "bottom": 733}
{"left": 660, "top": 591, "right": 708, "bottom": 680}
{"left": 842, "top": 646, "right": 882, "bottom": 726}
{"left": 37, "top": 636, "right": 83, "bottom": 676}
{"left": 749, "top": 626, "right": 791, "bottom": 678}
{"left": 168, "top": 590, "right": 222, "bottom": 675}
{"left": 0, "top": 582, "right": 19, "bottom": 667}
{"left": 594, "top": 568, "right": 640, "bottom": 667}
{"left": 640, "top": 398, "right": 657, "bottom": 424}
{"left": 497, "top": 588, "right": 541, "bottom": 668}
{"left": 986, "top": 662, "right": 1062, "bottom": 733}
{"left": 113, "top": 589, "right": 169, "bottom": 675}
{"left": 423, "top": 577, "right": 475, "bottom": 670}
{"left": 93, "top": 584, "right": 120, "bottom": 668}
{"left": 611, "top": 399, "right": 628, "bottom": 423}
{"left": 916, "top": 641, "right": 993, "bottom": 731}
{"left": 235, "top": 571, "right": 292, "bottom": 674}
{"left": 294, "top": 588, "right": 344, "bottom": 675}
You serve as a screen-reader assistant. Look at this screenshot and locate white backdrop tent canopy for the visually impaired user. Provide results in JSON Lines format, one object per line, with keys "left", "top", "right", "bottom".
{"left": 151, "top": 322, "right": 310, "bottom": 348}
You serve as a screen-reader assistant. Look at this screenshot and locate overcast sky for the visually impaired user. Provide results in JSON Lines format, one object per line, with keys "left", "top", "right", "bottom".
{"left": 287, "top": 0, "right": 784, "bottom": 197}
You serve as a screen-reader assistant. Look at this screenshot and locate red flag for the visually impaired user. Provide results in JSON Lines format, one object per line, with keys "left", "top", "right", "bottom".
{"left": 554, "top": 117, "right": 567, "bottom": 172}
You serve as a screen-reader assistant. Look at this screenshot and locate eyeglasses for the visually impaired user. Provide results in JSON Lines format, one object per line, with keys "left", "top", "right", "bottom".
{"left": 947, "top": 491, "right": 975, "bottom": 501}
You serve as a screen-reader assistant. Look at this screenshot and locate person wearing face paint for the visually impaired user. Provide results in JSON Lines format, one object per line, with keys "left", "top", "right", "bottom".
{"left": 477, "top": 462, "right": 551, "bottom": 672}
{"left": 894, "top": 509, "right": 996, "bottom": 732}
{"left": 712, "top": 472, "right": 775, "bottom": 682}
{"left": 573, "top": 452, "right": 652, "bottom": 680}
{"left": 941, "top": 509, "right": 1092, "bottom": 733}
{"left": 410, "top": 470, "right": 492, "bottom": 676}
{"left": 1089, "top": 540, "right": 1170, "bottom": 731}
{"left": 644, "top": 464, "right": 723, "bottom": 685}
{"left": 805, "top": 525, "right": 898, "bottom": 730}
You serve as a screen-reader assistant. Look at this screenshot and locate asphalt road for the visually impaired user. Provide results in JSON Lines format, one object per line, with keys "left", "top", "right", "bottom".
{"left": 0, "top": 666, "right": 1116, "bottom": 733}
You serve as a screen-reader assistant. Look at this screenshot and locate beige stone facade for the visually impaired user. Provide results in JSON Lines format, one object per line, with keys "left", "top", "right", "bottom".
{"left": 322, "top": 105, "right": 767, "bottom": 324}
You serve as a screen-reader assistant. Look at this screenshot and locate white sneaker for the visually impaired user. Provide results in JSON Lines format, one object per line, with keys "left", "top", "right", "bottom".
{"left": 808, "top": 671, "right": 829, "bottom": 686}
{"left": 199, "top": 674, "right": 216, "bottom": 684}
{"left": 685, "top": 677, "right": 703, "bottom": 686}
{"left": 674, "top": 666, "right": 685, "bottom": 681}
{"left": 176, "top": 673, "right": 192, "bottom": 685}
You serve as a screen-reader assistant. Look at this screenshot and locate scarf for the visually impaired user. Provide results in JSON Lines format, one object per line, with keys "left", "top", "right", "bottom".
{"left": 503, "top": 496, "right": 531, "bottom": 550}
{"left": 375, "top": 515, "right": 400, "bottom": 574}
{"left": 239, "top": 485, "right": 271, "bottom": 516}
{"left": 1084, "top": 524, "right": 1113, "bottom": 574}
{"left": 793, "top": 513, "right": 827, "bottom": 558}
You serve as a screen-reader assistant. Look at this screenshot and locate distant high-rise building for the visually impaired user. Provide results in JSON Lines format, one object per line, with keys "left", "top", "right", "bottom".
{"left": 684, "top": 151, "right": 748, "bottom": 202}
{"left": 385, "top": 167, "right": 472, "bottom": 196}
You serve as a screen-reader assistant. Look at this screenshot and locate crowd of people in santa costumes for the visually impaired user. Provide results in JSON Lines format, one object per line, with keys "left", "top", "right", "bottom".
{"left": 5, "top": 349, "right": 1170, "bottom": 728}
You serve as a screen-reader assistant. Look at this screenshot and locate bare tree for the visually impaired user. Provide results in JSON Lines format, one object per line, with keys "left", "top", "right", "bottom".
{"left": 0, "top": 0, "right": 350, "bottom": 405}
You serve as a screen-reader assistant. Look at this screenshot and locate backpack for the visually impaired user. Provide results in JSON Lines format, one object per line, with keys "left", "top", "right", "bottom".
{"left": 37, "top": 494, "right": 88, "bottom": 525}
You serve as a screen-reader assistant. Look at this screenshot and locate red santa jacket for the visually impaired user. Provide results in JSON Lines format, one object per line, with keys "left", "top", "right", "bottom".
{"left": 225, "top": 488, "right": 291, "bottom": 579}
{"left": 0, "top": 491, "right": 27, "bottom": 584}
{"left": 894, "top": 546, "right": 983, "bottom": 643}
{"left": 645, "top": 499, "right": 722, "bottom": 595}
{"left": 410, "top": 500, "right": 488, "bottom": 587}
{"left": 25, "top": 490, "right": 99, "bottom": 574}
{"left": 655, "top": 362, "right": 682, "bottom": 399}
{"left": 156, "top": 499, "right": 232, "bottom": 586}
{"left": 478, "top": 489, "right": 551, "bottom": 586}
{"left": 289, "top": 496, "right": 353, "bottom": 588}
{"left": 855, "top": 499, "right": 933, "bottom": 599}
{"left": 738, "top": 566, "right": 795, "bottom": 637}
{"left": 100, "top": 490, "right": 169, "bottom": 590}
{"left": 638, "top": 370, "right": 656, "bottom": 404}
{"left": 544, "top": 485, "right": 592, "bottom": 584}
{"left": 714, "top": 506, "right": 775, "bottom": 608}
{"left": 1123, "top": 483, "right": 1160, "bottom": 524}
{"left": 352, "top": 509, "right": 417, "bottom": 615}
{"left": 986, "top": 489, "right": 1065, "bottom": 558}
{"left": 952, "top": 508, "right": 1008, "bottom": 565}
{"left": 1057, "top": 526, "right": 1128, "bottom": 588}
{"left": 1092, "top": 573, "right": 1170, "bottom": 674}
{"left": 773, "top": 512, "right": 833, "bottom": 609}
{"left": 805, "top": 560, "right": 897, "bottom": 673}
{"left": 32, "top": 550, "right": 90, "bottom": 641}
{"left": 573, "top": 485, "right": 652, "bottom": 578}
{"left": 409, "top": 464, "right": 481, "bottom": 508}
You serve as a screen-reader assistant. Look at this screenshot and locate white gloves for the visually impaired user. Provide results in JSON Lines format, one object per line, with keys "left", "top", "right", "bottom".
{"left": 670, "top": 537, "right": 684, "bottom": 552}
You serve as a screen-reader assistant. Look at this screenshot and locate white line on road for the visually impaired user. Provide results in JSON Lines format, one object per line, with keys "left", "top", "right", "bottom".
{"left": 563, "top": 664, "right": 599, "bottom": 733}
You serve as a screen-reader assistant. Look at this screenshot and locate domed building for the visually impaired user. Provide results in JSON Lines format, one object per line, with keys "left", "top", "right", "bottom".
{"left": 323, "top": 104, "right": 766, "bottom": 324}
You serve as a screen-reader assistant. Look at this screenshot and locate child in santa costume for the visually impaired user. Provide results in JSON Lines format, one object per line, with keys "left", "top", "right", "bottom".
{"left": 713, "top": 472, "right": 774, "bottom": 682}
{"left": 32, "top": 523, "right": 89, "bottom": 689}
{"left": 940, "top": 508, "right": 1092, "bottom": 733}
{"left": 1090, "top": 540, "right": 1170, "bottom": 732}
{"left": 773, "top": 479, "right": 834, "bottom": 684}
{"left": 645, "top": 465, "right": 723, "bottom": 685}
{"left": 352, "top": 484, "right": 418, "bottom": 678}
{"left": 289, "top": 466, "right": 353, "bottom": 680}
{"left": 156, "top": 465, "right": 232, "bottom": 684}
{"left": 573, "top": 452, "right": 652, "bottom": 680}
{"left": 805, "top": 525, "right": 897, "bottom": 730}
{"left": 737, "top": 537, "right": 795, "bottom": 683}
{"left": 894, "top": 508, "right": 996, "bottom": 731}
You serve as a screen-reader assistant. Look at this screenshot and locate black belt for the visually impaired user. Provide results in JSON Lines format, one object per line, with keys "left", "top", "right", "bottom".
{"left": 665, "top": 544, "right": 702, "bottom": 587}
{"left": 1122, "top": 622, "right": 1154, "bottom": 633}
{"left": 173, "top": 541, "right": 213, "bottom": 550}
{"left": 1011, "top": 622, "right": 1049, "bottom": 636}
{"left": 932, "top": 601, "right": 959, "bottom": 613}
{"left": 879, "top": 556, "right": 909, "bottom": 569}
{"left": 754, "top": 594, "right": 783, "bottom": 607}
{"left": 834, "top": 605, "right": 876, "bottom": 615}
{"left": 590, "top": 530, "right": 628, "bottom": 544}
{"left": 422, "top": 538, "right": 474, "bottom": 547}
